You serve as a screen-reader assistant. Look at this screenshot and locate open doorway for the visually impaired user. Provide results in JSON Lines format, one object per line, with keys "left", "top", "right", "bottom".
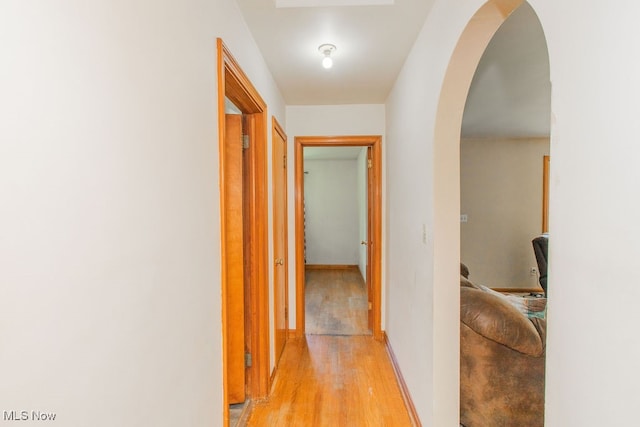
{"left": 294, "top": 136, "right": 383, "bottom": 340}
{"left": 217, "top": 39, "right": 270, "bottom": 427}
{"left": 459, "top": 2, "right": 550, "bottom": 294}
{"left": 302, "top": 146, "right": 369, "bottom": 335}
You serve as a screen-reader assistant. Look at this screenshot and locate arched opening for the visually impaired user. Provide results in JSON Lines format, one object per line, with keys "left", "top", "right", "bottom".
{"left": 433, "top": 0, "right": 550, "bottom": 424}
{"left": 460, "top": 2, "right": 550, "bottom": 295}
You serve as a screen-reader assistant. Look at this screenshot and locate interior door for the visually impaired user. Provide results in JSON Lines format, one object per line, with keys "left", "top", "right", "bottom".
{"left": 272, "top": 119, "right": 288, "bottom": 364}
{"left": 366, "top": 146, "right": 374, "bottom": 331}
{"left": 224, "top": 114, "right": 245, "bottom": 404}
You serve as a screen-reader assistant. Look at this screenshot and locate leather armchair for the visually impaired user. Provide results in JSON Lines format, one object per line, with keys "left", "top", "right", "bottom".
{"left": 460, "top": 285, "right": 546, "bottom": 427}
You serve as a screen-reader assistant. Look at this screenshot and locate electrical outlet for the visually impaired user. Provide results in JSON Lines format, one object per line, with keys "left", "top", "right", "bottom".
{"left": 460, "top": 214, "right": 468, "bottom": 223}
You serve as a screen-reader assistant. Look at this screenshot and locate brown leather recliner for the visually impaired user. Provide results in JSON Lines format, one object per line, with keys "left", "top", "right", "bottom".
{"left": 460, "top": 284, "right": 546, "bottom": 427}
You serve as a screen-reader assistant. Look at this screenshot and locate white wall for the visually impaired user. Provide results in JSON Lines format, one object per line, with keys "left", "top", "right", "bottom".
{"left": 286, "top": 104, "right": 386, "bottom": 137}
{"left": 0, "top": 1, "right": 285, "bottom": 426}
{"left": 385, "top": 1, "right": 484, "bottom": 423}
{"left": 386, "top": 0, "right": 640, "bottom": 425}
{"left": 531, "top": 1, "right": 640, "bottom": 426}
{"left": 460, "top": 137, "right": 550, "bottom": 289}
{"left": 304, "top": 159, "right": 360, "bottom": 265}
{"left": 285, "top": 104, "right": 385, "bottom": 327}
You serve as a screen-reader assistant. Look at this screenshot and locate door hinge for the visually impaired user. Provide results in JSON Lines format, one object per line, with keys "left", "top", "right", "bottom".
{"left": 368, "top": 302, "right": 372, "bottom": 310}
{"left": 283, "top": 154, "right": 287, "bottom": 169}
{"left": 367, "top": 159, "right": 372, "bottom": 169}
{"left": 285, "top": 307, "right": 288, "bottom": 320}
{"left": 245, "top": 352, "right": 252, "bottom": 368}
{"left": 242, "top": 135, "right": 250, "bottom": 150}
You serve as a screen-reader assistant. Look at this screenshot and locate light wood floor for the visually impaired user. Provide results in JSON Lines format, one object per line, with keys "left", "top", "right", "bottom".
{"left": 245, "top": 335, "right": 413, "bottom": 426}
{"left": 305, "top": 267, "right": 369, "bottom": 335}
{"left": 243, "top": 268, "right": 413, "bottom": 426}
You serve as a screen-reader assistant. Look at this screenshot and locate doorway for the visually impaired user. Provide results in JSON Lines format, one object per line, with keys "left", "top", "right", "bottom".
{"left": 432, "top": 0, "right": 550, "bottom": 424}
{"left": 459, "top": 2, "right": 550, "bottom": 293}
{"left": 303, "top": 146, "right": 369, "bottom": 335}
{"left": 217, "top": 39, "right": 270, "bottom": 427}
{"left": 294, "top": 135, "right": 383, "bottom": 340}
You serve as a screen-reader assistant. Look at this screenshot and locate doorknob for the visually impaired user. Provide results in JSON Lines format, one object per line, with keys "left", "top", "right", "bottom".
{"left": 361, "top": 240, "right": 368, "bottom": 245}
{"left": 275, "top": 258, "right": 284, "bottom": 265}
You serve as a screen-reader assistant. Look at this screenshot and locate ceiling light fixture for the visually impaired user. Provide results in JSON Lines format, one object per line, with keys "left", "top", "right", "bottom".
{"left": 318, "top": 44, "right": 336, "bottom": 69}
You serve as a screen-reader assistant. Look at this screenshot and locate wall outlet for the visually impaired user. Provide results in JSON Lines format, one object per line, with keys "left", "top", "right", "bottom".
{"left": 460, "top": 214, "right": 468, "bottom": 223}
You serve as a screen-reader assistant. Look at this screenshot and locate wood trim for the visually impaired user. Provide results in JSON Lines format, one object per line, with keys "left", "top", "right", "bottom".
{"left": 219, "top": 42, "right": 267, "bottom": 113}
{"left": 294, "top": 140, "right": 305, "bottom": 336}
{"left": 217, "top": 38, "right": 270, "bottom": 426}
{"left": 542, "top": 155, "right": 550, "bottom": 233}
{"left": 216, "top": 37, "right": 229, "bottom": 427}
{"left": 249, "top": 110, "right": 270, "bottom": 399}
{"left": 305, "top": 264, "right": 358, "bottom": 270}
{"left": 295, "top": 135, "right": 383, "bottom": 340}
{"left": 383, "top": 332, "right": 422, "bottom": 427}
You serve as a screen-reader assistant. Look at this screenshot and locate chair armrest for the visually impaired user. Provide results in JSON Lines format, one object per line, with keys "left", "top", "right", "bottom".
{"left": 461, "top": 287, "right": 545, "bottom": 356}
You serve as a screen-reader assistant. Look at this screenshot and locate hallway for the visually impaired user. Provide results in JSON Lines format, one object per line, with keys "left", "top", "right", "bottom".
{"left": 243, "top": 268, "right": 413, "bottom": 426}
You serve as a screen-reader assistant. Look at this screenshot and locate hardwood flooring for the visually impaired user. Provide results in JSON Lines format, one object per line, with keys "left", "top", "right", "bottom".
{"left": 245, "top": 335, "right": 413, "bottom": 426}
{"left": 243, "top": 267, "right": 413, "bottom": 426}
{"left": 305, "top": 267, "right": 369, "bottom": 335}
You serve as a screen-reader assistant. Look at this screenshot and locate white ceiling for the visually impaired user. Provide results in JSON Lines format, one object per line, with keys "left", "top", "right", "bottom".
{"left": 236, "top": 0, "right": 550, "bottom": 137}
{"left": 236, "top": 0, "right": 435, "bottom": 105}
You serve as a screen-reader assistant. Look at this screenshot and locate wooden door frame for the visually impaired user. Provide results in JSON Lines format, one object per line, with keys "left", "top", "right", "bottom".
{"left": 294, "top": 135, "right": 383, "bottom": 340}
{"left": 217, "top": 38, "right": 270, "bottom": 426}
{"left": 542, "top": 155, "right": 550, "bottom": 233}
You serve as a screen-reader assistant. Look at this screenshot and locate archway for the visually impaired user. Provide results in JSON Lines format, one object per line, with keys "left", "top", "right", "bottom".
{"left": 432, "top": 0, "right": 550, "bottom": 423}
{"left": 460, "top": 2, "right": 550, "bottom": 291}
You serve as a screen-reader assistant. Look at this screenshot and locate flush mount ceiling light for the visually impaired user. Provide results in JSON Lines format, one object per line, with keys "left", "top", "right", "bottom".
{"left": 318, "top": 43, "right": 336, "bottom": 69}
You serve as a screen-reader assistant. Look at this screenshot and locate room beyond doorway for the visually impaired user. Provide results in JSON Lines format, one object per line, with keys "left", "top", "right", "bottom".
{"left": 305, "top": 266, "right": 370, "bottom": 335}
{"left": 294, "top": 135, "right": 383, "bottom": 340}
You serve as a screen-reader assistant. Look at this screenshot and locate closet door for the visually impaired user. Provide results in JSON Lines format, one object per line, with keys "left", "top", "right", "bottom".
{"left": 272, "top": 119, "right": 288, "bottom": 365}
{"left": 224, "top": 114, "right": 245, "bottom": 404}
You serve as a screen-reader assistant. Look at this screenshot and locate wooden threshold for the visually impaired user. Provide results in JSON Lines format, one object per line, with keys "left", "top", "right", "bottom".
{"left": 305, "top": 264, "right": 358, "bottom": 270}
